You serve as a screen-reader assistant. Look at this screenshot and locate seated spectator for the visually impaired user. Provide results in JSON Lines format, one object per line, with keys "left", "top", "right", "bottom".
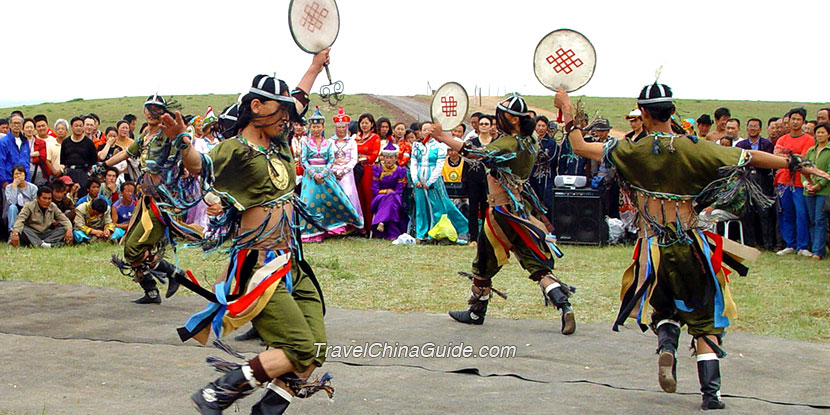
{"left": 4, "top": 165, "right": 37, "bottom": 236}
{"left": 50, "top": 177, "right": 76, "bottom": 222}
{"left": 9, "top": 185, "right": 73, "bottom": 248}
{"left": 719, "top": 136, "right": 734, "bottom": 147}
{"left": 111, "top": 181, "right": 136, "bottom": 241}
{"left": 75, "top": 177, "right": 106, "bottom": 206}
{"left": 99, "top": 167, "right": 119, "bottom": 203}
{"left": 371, "top": 142, "right": 408, "bottom": 240}
{"left": 73, "top": 198, "right": 114, "bottom": 243}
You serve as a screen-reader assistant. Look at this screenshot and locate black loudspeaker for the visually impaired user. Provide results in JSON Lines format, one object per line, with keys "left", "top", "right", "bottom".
{"left": 552, "top": 188, "right": 608, "bottom": 245}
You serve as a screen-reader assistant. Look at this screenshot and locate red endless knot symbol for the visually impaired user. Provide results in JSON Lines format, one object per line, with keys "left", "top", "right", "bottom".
{"left": 441, "top": 96, "right": 458, "bottom": 117}
{"left": 546, "top": 48, "right": 583, "bottom": 74}
{"left": 301, "top": 1, "right": 329, "bottom": 33}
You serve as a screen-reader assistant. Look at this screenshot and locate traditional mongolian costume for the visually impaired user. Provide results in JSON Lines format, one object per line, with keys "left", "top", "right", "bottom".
{"left": 370, "top": 142, "right": 408, "bottom": 240}
{"left": 607, "top": 84, "right": 777, "bottom": 410}
{"left": 181, "top": 75, "right": 332, "bottom": 414}
{"left": 410, "top": 134, "right": 468, "bottom": 240}
{"left": 110, "top": 94, "right": 207, "bottom": 304}
{"left": 330, "top": 107, "right": 363, "bottom": 222}
{"left": 355, "top": 129, "right": 380, "bottom": 232}
{"left": 298, "top": 107, "right": 363, "bottom": 242}
{"left": 448, "top": 94, "right": 575, "bottom": 334}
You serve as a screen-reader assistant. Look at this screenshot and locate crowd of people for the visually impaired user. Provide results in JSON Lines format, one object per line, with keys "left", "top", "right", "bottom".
{"left": 1, "top": 102, "right": 828, "bottom": 258}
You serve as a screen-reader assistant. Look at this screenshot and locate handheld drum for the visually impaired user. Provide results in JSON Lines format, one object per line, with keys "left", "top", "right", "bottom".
{"left": 430, "top": 82, "right": 469, "bottom": 131}
{"left": 288, "top": 0, "right": 343, "bottom": 105}
{"left": 532, "top": 29, "right": 596, "bottom": 121}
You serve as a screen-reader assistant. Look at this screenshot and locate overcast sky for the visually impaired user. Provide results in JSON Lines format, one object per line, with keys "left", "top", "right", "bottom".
{"left": 3, "top": 0, "right": 828, "bottom": 107}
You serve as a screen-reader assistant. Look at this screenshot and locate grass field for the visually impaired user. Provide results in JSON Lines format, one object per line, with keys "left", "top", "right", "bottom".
{"left": 4, "top": 94, "right": 828, "bottom": 138}
{"left": 0, "top": 94, "right": 392, "bottom": 131}
{"left": 1, "top": 239, "right": 827, "bottom": 342}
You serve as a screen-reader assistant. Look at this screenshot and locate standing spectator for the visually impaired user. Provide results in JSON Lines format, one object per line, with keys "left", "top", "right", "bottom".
{"left": 100, "top": 121, "right": 134, "bottom": 177}
{"left": 50, "top": 177, "right": 76, "bottom": 222}
{"left": 464, "top": 115, "right": 494, "bottom": 245}
{"left": 0, "top": 118, "right": 7, "bottom": 135}
{"left": 817, "top": 108, "right": 830, "bottom": 124}
{"left": 775, "top": 108, "right": 815, "bottom": 256}
{"left": 0, "top": 113, "right": 31, "bottom": 189}
{"left": 32, "top": 115, "right": 55, "bottom": 185}
{"left": 371, "top": 142, "right": 408, "bottom": 240}
{"left": 398, "top": 129, "right": 416, "bottom": 167}
{"left": 377, "top": 117, "right": 393, "bottom": 146}
{"left": 802, "top": 122, "right": 830, "bottom": 259}
{"left": 625, "top": 109, "right": 647, "bottom": 141}
{"left": 50, "top": 119, "right": 69, "bottom": 175}
{"left": 464, "top": 112, "right": 482, "bottom": 141}
{"left": 410, "top": 122, "right": 468, "bottom": 241}
{"left": 804, "top": 120, "right": 817, "bottom": 136}
{"left": 4, "top": 165, "right": 38, "bottom": 237}
{"left": 85, "top": 115, "right": 104, "bottom": 150}
{"left": 330, "top": 106, "right": 362, "bottom": 223}
{"left": 736, "top": 118, "right": 776, "bottom": 250}
{"left": 390, "top": 122, "right": 406, "bottom": 146}
{"left": 73, "top": 198, "right": 114, "bottom": 243}
{"left": 767, "top": 117, "right": 782, "bottom": 144}
{"left": 111, "top": 181, "right": 137, "bottom": 242}
{"left": 59, "top": 116, "right": 97, "bottom": 197}
{"left": 298, "top": 107, "right": 362, "bottom": 242}
{"left": 290, "top": 120, "right": 308, "bottom": 181}
{"left": 530, "top": 115, "right": 558, "bottom": 220}
{"left": 24, "top": 118, "right": 50, "bottom": 185}
{"left": 192, "top": 109, "right": 220, "bottom": 154}
{"left": 696, "top": 114, "right": 714, "bottom": 139}
{"left": 725, "top": 119, "right": 742, "bottom": 146}
{"left": 705, "top": 107, "right": 730, "bottom": 142}
{"left": 123, "top": 114, "right": 137, "bottom": 139}
{"left": 9, "top": 185, "right": 73, "bottom": 247}
{"left": 356, "top": 113, "right": 381, "bottom": 233}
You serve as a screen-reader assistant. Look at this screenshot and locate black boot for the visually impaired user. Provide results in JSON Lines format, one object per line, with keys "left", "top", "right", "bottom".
{"left": 545, "top": 284, "right": 575, "bottom": 335}
{"left": 250, "top": 384, "right": 291, "bottom": 415}
{"left": 698, "top": 358, "right": 726, "bottom": 410}
{"left": 655, "top": 321, "right": 680, "bottom": 393}
{"left": 448, "top": 290, "right": 489, "bottom": 325}
{"left": 153, "top": 259, "right": 182, "bottom": 299}
{"left": 234, "top": 326, "right": 262, "bottom": 342}
{"left": 191, "top": 366, "right": 255, "bottom": 414}
{"left": 133, "top": 278, "right": 161, "bottom": 304}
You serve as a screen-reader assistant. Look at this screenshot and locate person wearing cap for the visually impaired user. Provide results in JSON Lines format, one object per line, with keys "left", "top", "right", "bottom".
{"left": 696, "top": 114, "right": 714, "bottom": 139}
{"left": 193, "top": 107, "right": 221, "bottom": 154}
{"left": 330, "top": 106, "right": 363, "bottom": 222}
{"left": 298, "top": 106, "right": 363, "bottom": 242}
{"left": 101, "top": 94, "right": 197, "bottom": 305}
{"left": 371, "top": 141, "right": 408, "bottom": 240}
{"left": 555, "top": 83, "right": 830, "bottom": 410}
{"left": 161, "top": 49, "right": 334, "bottom": 414}
{"left": 625, "top": 109, "right": 647, "bottom": 141}
{"left": 432, "top": 93, "right": 576, "bottom": 335}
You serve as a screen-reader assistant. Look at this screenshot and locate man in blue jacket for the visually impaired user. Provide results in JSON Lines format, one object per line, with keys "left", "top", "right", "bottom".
{"left": 735, "top": 118, "right": 776, "bottom": 250}
{"left": 0, "top": 113, "right": 31, "bottom": 187}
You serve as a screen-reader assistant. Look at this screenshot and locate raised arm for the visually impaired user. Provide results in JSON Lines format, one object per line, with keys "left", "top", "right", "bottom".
{"left": 554, "top": 90, "right": 604, "bottom": 161}
{"left": 296, "top": 48, "right": 330, "bottom": 97}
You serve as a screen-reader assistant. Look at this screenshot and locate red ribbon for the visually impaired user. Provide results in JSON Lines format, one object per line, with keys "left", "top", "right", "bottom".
{"left": 226, "top": 259, "right": 292, "bottom": 316}
{"left": 703, "top": 231, "right": 730, "bottom": 282}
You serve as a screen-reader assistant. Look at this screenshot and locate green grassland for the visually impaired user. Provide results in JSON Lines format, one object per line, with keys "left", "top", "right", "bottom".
{"left": 0, "top": 239, "right": 827, "bottom": 342}
{"left": 5, "top": 94, "right": 828, "bottom": 137}
{"left": 0, "top": 94, "right": 390, "bottom": 130}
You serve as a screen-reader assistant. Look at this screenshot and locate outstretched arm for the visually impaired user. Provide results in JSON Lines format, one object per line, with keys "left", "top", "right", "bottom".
{"left": 748, "top": 149, "right": 830, "bottom": 181}
{"left": 554, "top": 90, "right": 604, "bottom": 161}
